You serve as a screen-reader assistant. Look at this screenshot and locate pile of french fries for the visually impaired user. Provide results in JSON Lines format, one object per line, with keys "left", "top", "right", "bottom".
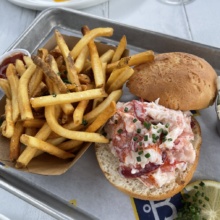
{"left": 0, "top": 25, "right": 154, "bottom": 169}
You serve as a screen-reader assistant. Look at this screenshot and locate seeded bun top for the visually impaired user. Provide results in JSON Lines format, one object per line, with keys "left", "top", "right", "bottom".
{"left": 127, "top": 52, "right": 217, "bottom": 111}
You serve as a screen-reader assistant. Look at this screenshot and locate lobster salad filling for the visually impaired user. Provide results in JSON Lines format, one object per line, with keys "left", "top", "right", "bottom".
{"left": 104, "top": 100, "right": 196, "bottom": 188}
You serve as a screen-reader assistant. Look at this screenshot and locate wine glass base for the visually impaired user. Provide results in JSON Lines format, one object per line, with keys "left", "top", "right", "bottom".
{"left": 158, "top": 0, "right": 195, "bottom": 5}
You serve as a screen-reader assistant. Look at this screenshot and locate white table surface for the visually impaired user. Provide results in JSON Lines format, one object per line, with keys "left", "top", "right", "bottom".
{"left": 0, "top": 0, "right": 220, "bottom": 219}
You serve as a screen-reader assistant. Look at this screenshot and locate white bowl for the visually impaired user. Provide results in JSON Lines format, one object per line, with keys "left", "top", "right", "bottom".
{"left": 0, "top": 48, "right": 30, "bottom": 65}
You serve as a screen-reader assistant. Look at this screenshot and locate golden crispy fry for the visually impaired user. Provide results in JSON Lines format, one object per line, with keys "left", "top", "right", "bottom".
{"left": 54, "top": 30, "right": 82, "bottom": 91}
{"left": 0, "top": 78, "right": 11, "bottom": 99}
{"left": 82, "top": 26, "right": 104, "bottom": 88}
{"left": 45, "top": 105, "right": 109, "bottom": 143}
{"left": 20, "top": 134, "right": 75, "bottom": 160}
{"left": 107, "top": 67, "right": 134, "bottom": 93}
{"left": 29, "top": 67, "right": 44, "bottom": 97}
{"left": 105, "top": 66, "right": 127, "bottom": 91}
{"left": 15, "top": 59, "right": 26, "bottom": 76}
{"left": 59, "top": 101, "right": 116, "bottom": 151}
{"left": 86, "top": 101, "right": 116, "bottom": 132}
{"left": 37, "top": 48, "right": 49, "bottom": 60}
{"left": 1, "top": 98, "right": 14, "bottom": 138}
{"left": 111, "top": 35, "right": 127, "bottom": 63}
{"left": 100, "top": 49, "right": 115, "bottom": 64}
{"left": 79, "top": 74, "right": 91, "bottom": 84}
{"left": 65, "top": 89, "right": 122, "bottom": 131}
{"left": 70, "top": 26, "right": 114, "bottom": 59}
{"left": 18, "top": 63, "right": 36, "bottom": 120}
{"left": 73, "top": 99, "right": 89, "bottom": 126}
{"left": 23, "top": 119, "right": 45, "bottom": 128}
{"left": 6, "top": 64, "right": 20, "bottom": 122}
{"left": 10, "top": 121, "right": 24, "bottom": 161}
{"left": 30, "top": 88, "right": 107, "bottom": 108}
{"left": 53, "top": 85, "right": 74, "bottom": 115}
{"left": 107, "top": 50, "right": 154, "bottom": 73}
{"left": 74, "top": 46, "right": 89, "bottom": 73}
{"left": 31, "top": 55, "right": 68, "bottom": 93}
{"left": 16, "top": 122, "right": 52, "bottom": 168}
{"left": 23, "top": 56, "right": 34, "bottom": 67}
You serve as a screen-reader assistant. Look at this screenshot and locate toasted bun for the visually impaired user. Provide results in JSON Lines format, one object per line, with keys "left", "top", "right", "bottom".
{"left": 95, "top": 117, "right": 201, "bottom": 201}
{"left": 126, "top": 52, "right": 217, "bottom": 111}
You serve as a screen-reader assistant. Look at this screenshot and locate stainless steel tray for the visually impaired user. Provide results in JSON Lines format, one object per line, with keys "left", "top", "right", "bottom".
{"left": 2, "top": 7, "right": 220, "bottom": 220}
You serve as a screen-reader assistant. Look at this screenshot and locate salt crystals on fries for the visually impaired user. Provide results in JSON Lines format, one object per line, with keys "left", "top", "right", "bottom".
{"left": 0, "top": 25, "right": 154, "bottom": 170}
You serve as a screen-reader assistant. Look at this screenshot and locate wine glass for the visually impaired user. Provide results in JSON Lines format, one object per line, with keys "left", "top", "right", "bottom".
{"left": 158, "top": 0, "right": 195, "bottom": 5}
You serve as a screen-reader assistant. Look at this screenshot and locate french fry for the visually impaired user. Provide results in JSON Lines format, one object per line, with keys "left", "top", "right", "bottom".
{"left": 82, "top": 26, "right": 104, "bottom": 88}
{"left": 74, "top": 46, "right": 89, "bottom": 73}
{"left": 105, "top": 66, "right": 128, "bottom": 91}
{"left": 16, "top": 122, "right": 52, "bottom": 168}
{"left": 23, "top": 56, "right": 34, "bottom": 67}
{"left": 23, "top": 119, "right": 45, "bottom": 128}
{"left": 54, "top": 30, "right": 82, "bottom": 91}
{"left": 107, "top": 67, "right": 134, "bottom": 93}
{"left": 45, "top": 105, "right": 109, "bottom": 143}
{"left": 111, "top": 35, "right": 127, "bottom": 63}
{"left": 31, "top": 55, "right": 68, "bottom": 93}
{"left": 73, "top": 99, "right": 89, "bottom": 125}
{"left": 18, "top": 63, "right": 36, "bottom": 120}
{"left": 10, "top": 121, "right": 24, "bottom": 161}
{"left": 100, "top": 49, "right": 115, "bottom": 64}
{"left": 58, "top": 101, "right": 116, "bottom": 151}
{"left": 0, "top": 78, "right": 11, "bottom": 99}
{"left": 107, "top": 50, "right": 154, "bottom": 73}
{"left": 65, "top": 89, "right": 122, "bottom": 131}
{"left": 6, "top": 64, "right": 20, "bottom": 122}
{"left": 20, "top": 134, "right": 75, "bottom": 160}
{"left": 1, "top": 98, "right": 14, "bottom": 138}
{"left": 30, "top": 88, "right": 107, "bottom": 108}
{"left": 29, "top": 67, "right": 44, "bottom": 97}
{"left": 70, "top": 26, "right": 114, "bottom": 59}
{"left": 15, "top": 59, "right": 26, "bottom": 76}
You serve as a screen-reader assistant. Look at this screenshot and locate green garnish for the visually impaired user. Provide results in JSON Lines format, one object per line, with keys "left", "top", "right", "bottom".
{"left": 136, "top": 156, "right": 141, "bottom": 162}
{"left": 165, "top": 123, "right": 170, "bottom": 128}
{"left": 144, "top": 135, "right": 148, "bottom": 141}
{"left": 117, "top": 129, "right": 123, "bottom": 134}
{"left": 145, "top": 153, "right": 150, "bottom": 158}
{"left": 143, "top": 121, "right": 151, "bottom": 130}
{"left": 124, "top": 107, "right": 129, "bottom": 112}
{"left": 133, "top": 136, "right": 138, "bottom": 141}
{"left": 133, "top": 118, "right": 137, "bottom": 123}
{"left": 52, "top": 93, "right": 57, "bottom": 97}
{"left": 176, "top": 181, "right": 209, "bottom": 220}
{"left": 137, "top": 128, "right": 141, "bottom": 134}
{"left": 138, "top": 150, "right": 143, "bottom": 155}
{"left": 81, "top": 119, "right": 88, "bottom": 126}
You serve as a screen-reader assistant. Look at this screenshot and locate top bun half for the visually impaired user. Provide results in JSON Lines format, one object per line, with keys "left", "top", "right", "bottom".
{"left": 126, "top": 52, "right": 217, "bottom": 111}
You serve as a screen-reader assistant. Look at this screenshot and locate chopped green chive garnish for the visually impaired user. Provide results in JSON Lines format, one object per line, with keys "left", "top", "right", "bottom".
{"left": 139, "top": 142, "right": 142, "bottom": 146}
{"left": 133, "top": 136, "right": 138, "bottom": 141}
{"left": 167, "top": 138, "right": 172, "bottom": 141}
{"left": 52, "top": 93, "right": 57, "bottom": 97}
{"left": 138, "top": 150, "right": 143, "bottom": 155}
{"left": 124, "top": 107, "right": 129, "bottom": 112}
{"left": 136, "top": 156, "right": 141, "bottom": 162}
{"left": 117, "top": 129, "right": 123, "bottom": 134}
{"left": 81, "top": 119, "right": 88, "bottom": 126}
{"left": 145, "top": 153, "right": 151, "bottom": 158}
{"left": 144, "top": 135, "right": 148, "bottom": 141}
{"left": 137, "top": 128, "right": 141, "bottom": 134}
{"left": 143, "top": 121, "right": 151, "bottom": 130}
{"left": 165, "top": 123, "right": 170, "bottom": 128}
{"left": 157, "top": 128, "right": 163, "bottom": 133}
{"left": 133, "top": 118, "right": 137, "bottom": 123}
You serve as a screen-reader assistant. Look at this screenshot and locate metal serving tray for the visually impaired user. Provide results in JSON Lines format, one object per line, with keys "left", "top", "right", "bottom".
{"left": 1, "top": 7, "right": 220, "bottom": 220}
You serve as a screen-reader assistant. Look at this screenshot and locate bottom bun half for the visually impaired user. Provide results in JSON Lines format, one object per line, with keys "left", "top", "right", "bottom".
{"left": 95, "top": 117, "right": 202, "bottom": 201}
